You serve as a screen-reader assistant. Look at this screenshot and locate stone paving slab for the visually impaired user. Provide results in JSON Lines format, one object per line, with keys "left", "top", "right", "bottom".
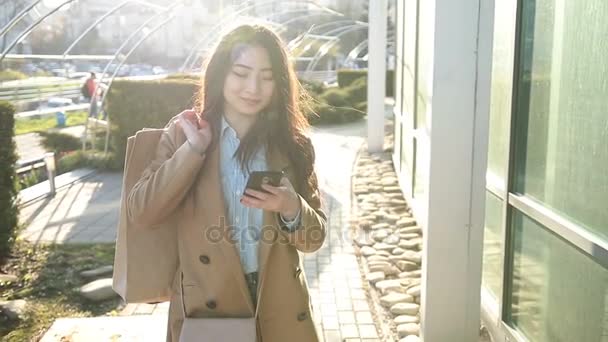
{"left": 40, "top": 315, "right": 167, "bottom": 342}
{"left": 18, "top": 171, "right": 122, "bottom": 244}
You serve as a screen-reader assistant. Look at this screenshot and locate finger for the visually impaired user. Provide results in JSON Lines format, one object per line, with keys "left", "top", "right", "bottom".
{"left": 260, "top": 183, "right": 280, "bottom": 195}
{"left": 244, "top": 188, "right": 271, "bottom": 201}
{"left": 181, "top": 110, "right": 198, "bottom": 126}
{"left": 240, "top": 195, "right": 267, "bottom": 209}
{"left": 179, "top": 117, "right": 198, "bottom": 137}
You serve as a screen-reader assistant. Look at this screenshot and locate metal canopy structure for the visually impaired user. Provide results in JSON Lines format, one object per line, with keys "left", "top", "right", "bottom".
{"left": 1, "top": 0, "right": 393, "bottom": 154}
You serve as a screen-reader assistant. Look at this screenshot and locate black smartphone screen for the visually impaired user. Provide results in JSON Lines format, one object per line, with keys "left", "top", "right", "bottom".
{"left": 244, "top": 171, "right": 284, "bottom": 194}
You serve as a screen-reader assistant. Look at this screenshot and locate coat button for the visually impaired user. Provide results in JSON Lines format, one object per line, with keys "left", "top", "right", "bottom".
{"left": 297, "top": 311, "right": 308, "bottom": 321}
{"left": 206, "top": 300, "right": 217, "bottom": 309}
{"left": 199, "top": 255, "right": 210, "bottom": 264}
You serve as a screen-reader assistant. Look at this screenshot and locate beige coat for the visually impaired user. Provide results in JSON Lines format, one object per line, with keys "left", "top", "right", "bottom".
{"left": 126, "top": 117, "right": 327, "bottom": 342}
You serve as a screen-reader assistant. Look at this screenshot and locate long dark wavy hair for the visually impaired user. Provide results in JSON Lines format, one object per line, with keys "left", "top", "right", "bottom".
{"left": 195, "top": 24, "right": 318, "bottom": 200}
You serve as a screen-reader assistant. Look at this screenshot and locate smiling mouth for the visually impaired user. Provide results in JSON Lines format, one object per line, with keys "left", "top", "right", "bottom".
{"left": 241, "top": 98, "right": 262, "bottom": 106}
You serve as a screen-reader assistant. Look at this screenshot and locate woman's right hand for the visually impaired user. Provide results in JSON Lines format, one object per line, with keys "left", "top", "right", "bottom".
{"left": 176, "top": 109, "right": 212, "bottom": 155}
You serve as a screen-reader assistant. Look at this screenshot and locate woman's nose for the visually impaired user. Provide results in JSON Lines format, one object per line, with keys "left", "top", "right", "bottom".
{"left": 244, "top": 75, "right": 261, "bottom": 94}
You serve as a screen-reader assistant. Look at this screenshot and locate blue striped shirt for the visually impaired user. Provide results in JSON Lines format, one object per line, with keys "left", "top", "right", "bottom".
{"left": 219, "top": 117, "right": 299, "bottom": 274}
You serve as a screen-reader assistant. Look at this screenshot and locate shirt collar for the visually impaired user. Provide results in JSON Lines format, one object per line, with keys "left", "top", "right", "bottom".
{"left": 221, "top": 115, "right": 237, "bottom": 139}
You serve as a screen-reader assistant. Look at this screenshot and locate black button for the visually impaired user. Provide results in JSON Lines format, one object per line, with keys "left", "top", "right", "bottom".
{"left": 199, "top": 255, "right": 210, "bottom": 264}
{"left": 206, "top": 300, "right": 217, "bottom": 309}
{"left": 297, "top": 312, "right": 308, "bottom": 321}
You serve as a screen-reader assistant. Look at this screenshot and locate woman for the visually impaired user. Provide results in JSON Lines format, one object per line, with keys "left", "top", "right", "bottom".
{"left": 126, "top": 24, "right": 327, "bottom": 342}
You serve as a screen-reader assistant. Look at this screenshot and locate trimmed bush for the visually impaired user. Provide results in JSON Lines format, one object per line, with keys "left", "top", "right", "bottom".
{"left": 165, "top": 73, "right": 200, "bottom": 81}
{"left": 354, "top": 101, "right": 367, "bottom": 113}
{"left": 344, "top": 77, "right": 367, "bottom": 105}
{"left": 320, "top": 87, "right": 350, "bottom": 107}
{"left": 0, "top": 101, "right": 18, "bottom": 260}
{"left": 38, "top": 131, "right": 81, "bottom": 154}
{"left": 305, "top": 100, "right": 365, "bottom": 126}
{"left": 299, "top": 78, "right": 325, "bottom": 96}
{"left": 337, "top": 69, "right": 367, "bottom": 88}
{"left": 0, "top": 69, "right": 27, "bottom": 82}
{"left": 336, "top": 69, "right": 395, "bottom": 97}
{"left": 106, "top": 79, "right": 199, "bottom": 165}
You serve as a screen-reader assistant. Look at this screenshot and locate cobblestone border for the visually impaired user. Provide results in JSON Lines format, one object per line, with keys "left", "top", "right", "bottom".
{"left": 350, "top": 130, "right": 422, "bottom": 342}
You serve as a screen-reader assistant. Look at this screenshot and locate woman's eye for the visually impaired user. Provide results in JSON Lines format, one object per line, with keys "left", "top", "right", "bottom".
{"left": 232, "top": 71, "right": 247, "bottom": 78}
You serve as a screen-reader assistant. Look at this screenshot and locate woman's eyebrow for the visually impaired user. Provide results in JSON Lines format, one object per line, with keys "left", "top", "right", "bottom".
{"left": 233, "top": 63, "right": 273, "bottom": 72}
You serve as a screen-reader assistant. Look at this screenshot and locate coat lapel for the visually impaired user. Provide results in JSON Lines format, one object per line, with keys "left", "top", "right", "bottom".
{"left": 198, "top": 143, "right": 255, "bottom": 314}
{"left": 255, "top": 148, "right": 290, "bottom": 315}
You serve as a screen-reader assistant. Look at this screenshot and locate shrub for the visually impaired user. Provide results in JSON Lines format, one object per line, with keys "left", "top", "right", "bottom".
{"left": 320, "top": 87, "right": 350, "bottom": 107}
{"left": 0, "top": 101, "right": 18, "bottom": 260}
{"left": 106, "top": 79, "right": 199, "bottom": 165}
{"left": 305, "top": 100, "right": 365, "bottom": 126}
{"left": 354, "top": 101, "right": 367, "bottom": 113}
{"left": 337, "top": 69, "right": 367, "bottom": 88}
{"left": 0, "top": 69, "right": 27, "bottom": 82}
{"left": 344, "top": 77, "right": 367, "bottom": 104}
{"left": 165, "top": 73, "right": 200, "bottom": 81}
{"left": 336, "top": 69, "right": 395, "bottom": 97}
{"left": 38, "top": 131, "right": 81, "bottom": 154}
{"left": 299, "top": 78, "right": 325, "bottom": 96}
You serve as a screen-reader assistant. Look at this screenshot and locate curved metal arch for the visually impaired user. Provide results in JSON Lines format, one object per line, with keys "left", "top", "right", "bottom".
{"left": 279, "top": 10, "right": 343, "bottom": 28}
{"left": 305, "top": 24, "right": 369, "bottom": 74}
{"left": 0, "top": 0, "right": 43, "bottom": 39}
{"left": 99, "top": 8, "right": 184, "bottom": 153}
{"left": 1, "top": 0, "right": 77, "bottom": 62}
{"left": 180, "top": 0, "right": 342, "bottom": 72}
{"left": 344, "top": 33, "right": 395, "bottom": 66}
{"left": 62, "top": 0, "right": 166, "bottom": 57}
{"left": 287, "top": 20, "right": 363, "bottom": 52}
{"left": 81, "top": 2, "right": 184, "bottom": 152}
{"left": 180, "top": 0, "right": 316, "bottom": 72}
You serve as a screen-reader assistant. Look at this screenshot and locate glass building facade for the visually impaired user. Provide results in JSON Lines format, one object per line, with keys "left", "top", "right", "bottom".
{"left": 391, "top": 0, "right": 608, "bottom": 341}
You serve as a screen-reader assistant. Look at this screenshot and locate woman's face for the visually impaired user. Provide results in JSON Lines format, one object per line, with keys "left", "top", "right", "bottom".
{"left": 223, "top": 44, "right": 275, "bottom": 118}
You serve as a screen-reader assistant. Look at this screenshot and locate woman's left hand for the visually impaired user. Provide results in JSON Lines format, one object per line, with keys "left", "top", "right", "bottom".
{"left": 241, "top": 176, "right": 301, "bottom": 220}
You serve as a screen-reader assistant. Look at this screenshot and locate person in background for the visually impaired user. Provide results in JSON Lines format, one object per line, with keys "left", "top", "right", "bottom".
{"left": 84, "top": 72, "right": 108, "bottom": 119}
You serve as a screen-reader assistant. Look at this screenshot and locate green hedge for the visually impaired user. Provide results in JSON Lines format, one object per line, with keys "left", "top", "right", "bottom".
{"left": 337, "top": 69, "right": 395, "bottom": 97}
{"left": 0, "top": 101, "right": 18, "bottom": 260}
{"left": 0, "top": 69, "right": 27, "bottom": 82}
{"left": 305, "top": 101, "right": 365, "bottom": 125}
{"left": 38, "top": 131, "right": 81, "bottom": 154}
{"left": 106, "top": 79, "right": 199, "bottom": 165}
{"left": 320, "top": 87, "right": 350, "bottom": 107}
{"left": 299, "top": 79, "right": 325, "bottom": 96}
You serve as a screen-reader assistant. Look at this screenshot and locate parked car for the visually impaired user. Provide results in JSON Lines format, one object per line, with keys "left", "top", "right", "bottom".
{"left": 38, "top": 97, "right": 74, "bottom": 110}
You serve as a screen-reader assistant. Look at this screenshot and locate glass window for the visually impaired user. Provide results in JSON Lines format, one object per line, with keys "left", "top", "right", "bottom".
{"left": 482, "top": 192, "right": 504, "bottom": 300}
{"left": 394, "top": 0, "right": 404, "bottom": 121}
{"left": 513, "top": 0, "right": 608, "bottom": 240}
{"left": 507, "top": 211, "right": 608, "bottom": 342}
{"left": 487, "top": 0, "right": 517, "bottom": 186}
{"left": 415, "top": 0, "right": 432, "bottom": 130}
{"left": 402, "top": 0, "right": 417, "bottom": 127}
{"left": 413, "top": 138, "right": 427, "bottom": 198}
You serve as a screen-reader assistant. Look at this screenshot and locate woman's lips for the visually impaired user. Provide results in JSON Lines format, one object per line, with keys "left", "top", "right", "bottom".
{"left": 241, "top": 97, "right": 261, "bottom": 106}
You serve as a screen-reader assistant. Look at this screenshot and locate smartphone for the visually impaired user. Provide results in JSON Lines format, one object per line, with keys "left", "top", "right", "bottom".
{"left": 243, "top": 171, "right": 284, "bottom": 194}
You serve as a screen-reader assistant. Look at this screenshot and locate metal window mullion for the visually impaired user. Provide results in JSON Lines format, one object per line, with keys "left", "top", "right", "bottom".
{"left": 508, "top": 194, "right": 608, "bottom": 269}
{"left": 497, "top": 0, "right": 525, "bottom": 328}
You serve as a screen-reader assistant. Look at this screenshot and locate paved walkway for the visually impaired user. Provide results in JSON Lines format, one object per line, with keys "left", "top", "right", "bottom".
{"left": 26, "top": 120, "right": 381, "bottom": 341}
{"left": 15, "top": 124, "right": 86, "bottom": 162}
